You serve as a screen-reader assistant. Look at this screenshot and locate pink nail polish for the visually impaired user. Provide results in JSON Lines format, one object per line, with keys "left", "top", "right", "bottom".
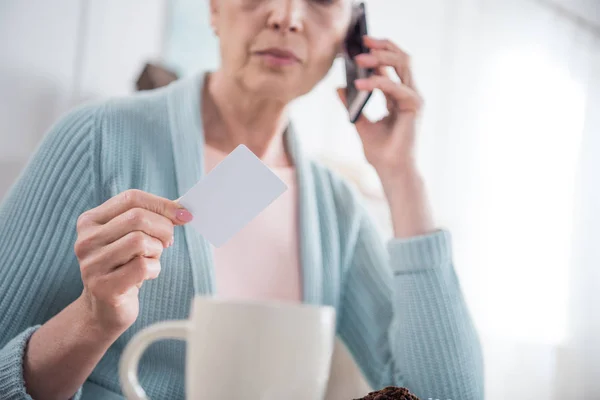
{"left": 176, "top": 209, "right": 193, "bottom": 223}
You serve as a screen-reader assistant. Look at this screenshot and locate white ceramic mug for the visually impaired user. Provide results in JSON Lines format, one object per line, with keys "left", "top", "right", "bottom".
{"left": 119, "top": 297, "right": 336, "bottom": 400}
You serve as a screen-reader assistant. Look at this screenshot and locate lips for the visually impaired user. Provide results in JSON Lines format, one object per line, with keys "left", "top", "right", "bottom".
{"left": 255, "top": 48, "right": 301, "bottom": 63}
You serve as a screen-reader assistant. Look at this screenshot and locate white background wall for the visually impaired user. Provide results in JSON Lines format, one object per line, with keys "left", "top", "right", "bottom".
{"left": 0, "top": 0, "right": 166, "bottom": 199}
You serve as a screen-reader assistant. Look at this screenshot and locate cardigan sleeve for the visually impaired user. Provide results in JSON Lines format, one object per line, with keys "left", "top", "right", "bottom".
{"left": 337, "top": 211, "right": 485, "bottom": 400}
{"left": 0, "top": 105, "right": 98, "bottom": 400}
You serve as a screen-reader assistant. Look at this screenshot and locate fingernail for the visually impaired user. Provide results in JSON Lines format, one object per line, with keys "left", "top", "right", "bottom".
{"left": 148, "top": 263, "right": 161, "bottom": 274}
{"left": 176, "top": 209, "right": 193, "bottom": 223}
{"left": 169, "top": 236, "right": 174, "bottom": 247}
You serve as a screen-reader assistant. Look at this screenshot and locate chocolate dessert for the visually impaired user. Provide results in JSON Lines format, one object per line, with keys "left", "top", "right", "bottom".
{"left": 354, "top": 386, "right": 420, "bottom": 400}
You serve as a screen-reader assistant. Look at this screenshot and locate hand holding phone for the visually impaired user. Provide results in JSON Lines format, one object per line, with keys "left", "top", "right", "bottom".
{"left": 343, "top": 2, "right": 373, "bottom": 123}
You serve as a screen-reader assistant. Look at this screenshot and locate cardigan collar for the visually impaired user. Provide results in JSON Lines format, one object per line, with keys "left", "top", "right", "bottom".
{"left": 166, "top": 72, "right": 323, "bottom": 305}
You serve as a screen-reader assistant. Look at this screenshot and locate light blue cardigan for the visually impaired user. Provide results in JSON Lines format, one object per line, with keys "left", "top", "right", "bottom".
{"left": 0, "top": 73, "right": 484, "bottom": 399}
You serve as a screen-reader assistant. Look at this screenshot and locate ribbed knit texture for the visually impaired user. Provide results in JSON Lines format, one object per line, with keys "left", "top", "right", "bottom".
{"left": 0, "top": 72, "right": 484, "bottom": 400}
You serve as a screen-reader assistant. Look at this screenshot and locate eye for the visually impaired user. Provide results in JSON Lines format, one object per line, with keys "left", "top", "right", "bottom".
{"left": 311, "top": 0, "right": 335, "bottom": 5}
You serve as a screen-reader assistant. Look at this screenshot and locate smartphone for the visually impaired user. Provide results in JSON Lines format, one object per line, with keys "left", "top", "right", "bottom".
{"left": 344, "top": 2, "right": 373, "bottom": 124}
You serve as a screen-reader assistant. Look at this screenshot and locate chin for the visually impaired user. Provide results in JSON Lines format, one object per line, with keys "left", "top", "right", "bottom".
{"left": 242, "top": 68, "right": 307, "bottom": 103}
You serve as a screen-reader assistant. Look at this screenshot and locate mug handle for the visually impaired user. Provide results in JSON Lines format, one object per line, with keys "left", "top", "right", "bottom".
{"left": 119, "top": 321, "right": 189, "bottom": 400}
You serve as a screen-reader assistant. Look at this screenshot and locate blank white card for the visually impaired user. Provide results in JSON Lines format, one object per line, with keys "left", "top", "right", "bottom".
{"left": 177, "top": 145, "right": 288, "bottom": 247}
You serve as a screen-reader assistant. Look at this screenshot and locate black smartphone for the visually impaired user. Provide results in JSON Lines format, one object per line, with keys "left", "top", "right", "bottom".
{"left": 344, "top": 2, "right": 373, "bottom": 124}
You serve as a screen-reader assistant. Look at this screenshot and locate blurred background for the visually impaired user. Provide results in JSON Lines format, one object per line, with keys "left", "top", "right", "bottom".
{"left": 1, "top": 0, "right": 599, "bottom": 398}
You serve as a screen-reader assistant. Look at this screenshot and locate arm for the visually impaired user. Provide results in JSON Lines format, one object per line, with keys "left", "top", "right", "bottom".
{"left": 337, "top": 211, "right": 484, "bottom": 400}
{"left": 0, "top": 106, "right": 191, "bottom": 400}
{"left": 0, "top": 106, "right": 97, "bottom": 399}
{"left": 336, "top": 34, "right": 484, "bottom": 399}
{"left": 23, "top": 298, "right": 121, "bottom": 400}
{"left": 378, "top": 166, "right": 434, "bottom": 239}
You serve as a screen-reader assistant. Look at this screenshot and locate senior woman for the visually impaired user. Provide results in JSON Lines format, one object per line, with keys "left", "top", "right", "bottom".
{"left": 0, "top": 0, "right": 483, "bottom": 399}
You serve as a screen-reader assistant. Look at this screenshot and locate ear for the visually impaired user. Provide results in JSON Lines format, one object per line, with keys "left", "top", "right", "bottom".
{"left": 209, "top": 0, "right": 219, "bottom": 36}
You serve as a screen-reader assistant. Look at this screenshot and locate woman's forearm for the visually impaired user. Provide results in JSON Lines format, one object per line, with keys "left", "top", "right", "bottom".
{"left": 23, "top": 296, "right": 120, "bottom": 400}
{"left": 378, "top": 165, "right": 435, "bottom": 238}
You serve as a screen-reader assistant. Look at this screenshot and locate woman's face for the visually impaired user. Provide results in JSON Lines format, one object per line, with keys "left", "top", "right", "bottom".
{"left": 210, "top": 0, "right": 353, "bottom": 102}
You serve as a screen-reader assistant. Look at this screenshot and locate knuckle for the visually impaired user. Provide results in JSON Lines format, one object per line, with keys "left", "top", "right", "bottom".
{"left": 77, "top": 211, "right": 93, "bottom": 231}
{"left": 122, "top": 189, "right": 142, "bottom": 207}
{"left": 79, "top": 256, "right": 98, "bottom": 282}
{"left": 74, "top": 235, "right": 92, "bottom": 258}
{"left": 132, "top": 257, "right": 150, "bottom": 277}
{"left": 79, "top": 260, "right": 91, "bottom": 280}
{"left": 121, "top": 190, "right": 132, "bottom": 206}
{"left": 129, "top": 231, "right": 148, "bottom": 253}
{"left": 154, "top": 200, "right": 167, "bottom": 218}
{"left": 74, "top": 240, "right": 83, "bottom": 258}
{"left": 125, "top": 208, "right": 146, "bottom": 227}
{"left": 385, "top": 39, "right": 397, "bottom": 50}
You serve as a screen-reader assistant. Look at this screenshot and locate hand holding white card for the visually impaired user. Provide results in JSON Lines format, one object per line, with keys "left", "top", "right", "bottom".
{"left": 177, "top": 145, "right": 288, "bottom": 247}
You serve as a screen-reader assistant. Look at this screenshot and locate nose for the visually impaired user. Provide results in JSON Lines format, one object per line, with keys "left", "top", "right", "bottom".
{"left": 267, "top": 0, "right": 304, "bottom": 34}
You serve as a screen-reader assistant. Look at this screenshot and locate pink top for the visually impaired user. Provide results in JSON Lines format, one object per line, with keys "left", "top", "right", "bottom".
{"left": 204, "top": 144, "right": 302, "bottom": 302}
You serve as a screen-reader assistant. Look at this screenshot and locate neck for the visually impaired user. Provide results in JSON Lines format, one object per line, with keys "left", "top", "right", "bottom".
{"left": 202, "top": 70, "right": 291, "bottom": 166}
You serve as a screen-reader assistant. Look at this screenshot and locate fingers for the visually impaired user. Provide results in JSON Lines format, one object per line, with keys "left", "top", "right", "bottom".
{"left": 79, "top": 231, "right": 164, "bottom": 279}
{"left": 103, "top": 257, "right": 162, "bottom": 296}
{"left": 88, "top": 208, "right": 175, "bottom": 249}
{"left": 81, "top": 189, "right": 193, "bottom": 226}
{"left": 355, "top": 76, "right": 422, "bottom": 112}
{"left": 88, "top": 256, "right": 161, "bottom": 302}
{"left": 360, "top": 36, "right": 416, "bottom": 90}
{"left": 362, "top": 35, "right": 399, "bottom": 51}
{"left": 75, "top": 189, "right": 183, "bottom": 298}
{"left": 356, "top": 51, "right": 401, "bottom": 77}
{"left": 336, "top": 87, "right": 371, "bottom": 125}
